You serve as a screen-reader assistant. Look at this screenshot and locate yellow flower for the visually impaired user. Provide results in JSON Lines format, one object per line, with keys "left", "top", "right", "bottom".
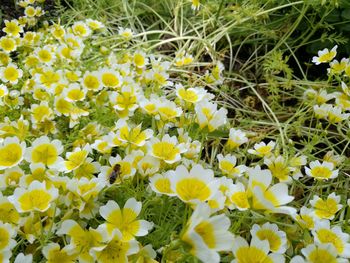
{"left": 148, "top": 135, "right": 187, "bottom": 164}
{"left": 9, "top": 180, "right": 58, "bottom": 213}
{"left": 0, "top": 193, "right": 20, "bottom": 224}
{"left": 99, "top": 198, "right": 153, "bottom": 241}
{"left": 0, "top": 63, "right": 23, "bottom": 84}
{"left": 0, "top": 166, "right": 24, "bottom": 187}
{"left": 116, "top": 119, "right": 153, "bottom": 148}
{"left": 264, "top": 155, "right": 291, "bottom": 182}
{"left": 110, "top": 86, "right": 139, "bottom": 114}
{"left": 42, "top": 243, "right": 78, "bottom": 263}
{"left": 0, "top": 221, "right": 17, "bottom": 251}
{"left": 217, "top": 153, "right": 246, "bottom": 178}
{"left": 149, "top": 172, "right": 175, "bottom": 196}
{"left": 312, "top": 45, "right": 337, "bottom": 65}
{"left": 133, "top": 51, "right": 147, "bottom": 68}
{"left": 195, "top": 101, "right": 228, "bottom": 132}
{"left": 99, "top": 68, "right": 122, "bottom": 88}
{"left": 90, "top": 228, "right": 139, "bottom": 263}
{"left": 118, "top": 27, "right": 134, "bottom": 40}
{"left": 24, "top": 6, "right": 37, "bottom": 17}
{"left": 2, "top": 20, "right": 23, "bottom": 37}
{"left": 294, "top": 206, "right": 317, "bottom": 230}
{"left": 30, "top": 102, "right": 54, "bottom": 123}
{"left": 61, "top": 145, "right": 91, "bottom": 172}
{"left": 86, "top": 19, "right": 105, "bottom": 30}
{"left": 310, "top": 193, "right": 342, "bottom": 220}
{"left": 0, "top": 136, "right": 26, "bottom": 170}
{"left": 312, "top": 220, "right": 350, "bottom": 257}
{"left": 248, "top": 166, "right": 296, "bottom": 215}
{"left": 57, "top": 220, "right": 107, "bottom": 262}
{"left": 227, "top": 182, "right": 250, "bottom": 211}
{"left": 232, "top": 236, "right": 285, "bottom": 263}
{"left": 191, "top": 0, "right": 201, "bottom": 11}
{"left": 305, "top": 160, "right": 339, "bottom": 180}
{"left": 25, "top": 136, "right": 64, "bottom": 168}
{"left": 169, "top": 164, "right": 219, "bottom": 204}
{"left": 0, "top": 36, "right": 17, "bottom": 53}
{"left": 248, "top": 141, "right": 275, "bottom": 158}
{"left": 181, "top": 203, "right": 234, "bottom": 263}
{"left": 293, "top": 243, "right": 340, "bottom": 263}
{"left": 82, "top": 71, "right": 102, "bottom": 91}
{"left": 72, "top": 21, "right": 91, "bottom": 38}
{"left": 35, "top": 46, "right": 56, "bottom": 65}
{"left": 251, "top": 223, "right": 288, "bottom": 254}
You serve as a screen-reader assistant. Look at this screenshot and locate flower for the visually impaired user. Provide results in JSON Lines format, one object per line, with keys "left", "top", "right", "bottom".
{"left": 312, "top": 45, "right": 338, "bottom": 65}
{"left": 248, "top": 141, "right": 275, "bottom": 158}
{"left": 312, "top": 220, "right": 350, "bottom": 258}
{"left": 99, "top": 198, "right": 153, "bottom": 241}
{"left": 291, "top": 243, "right": 347, "bottom": 263}
{"left": 247, "top": 166, "right": 296, "bottom": 215}
{"left": 86, "top": 19, "right": 105, "bottom": 30}
{"left": 0, "top": 221, "right": 17, "bottom": 251}
{"left": 118, "top": 27, "right": 134, "bottom": 40}
{"left": 310, "top": 193, "right": 342, "bottom": 220}
{"left": 232, "top": 236, "right": 285, "bottom": 263}
{"left": 169, "top": 164, "right": 220, "bottom": 204}
{"left": 42, "top": 243, "right": 77, "bottom": 263}
{"left": 24, "top": 136, "right": 64, "bottom": 168}
{"left": 0, "top": 63, "right": 23, "bottom": 84}
{"left": 294, "top": 206, "right": 317, "bottom": 230}
{"left": 264, "top": 155, "right": 291, "bottom": 183}
{"left": 148, "top": 135, "right": 187, "bottom": 164}
{"left": 0, "top": 193, "right": 20, "bottom": 224}
{"left": 98, "top": 154, "right": 136, "bottom": 185}
{"left": 175, "top": 84, "right": 208, "bottom": 104}
{"left": 90, "top": 228, "right": 139, "bottom": 263}
{"left": 57, "top": 220, "right": 106, "bottom": 262}
{"left": 0, "top": 36, "right": 17, "bottom": 53}
{"left": 181, "top": 203, "right": 234, "bottom": 263}
{"left": 226, "top": 128, "right": 248, "bottom": 149}
{"left": 217, "top": 154, "right": 246, "bottom": 178}
{"left": 9, "top": 180, "right": 58, "bottom": 213}
{"left": 191, "top": 0, "right": 201, "bottom": 11}
{"left": 149, "top": 172, "right": 175, "bottom": 196}
{"left": 195, "top": 101, "right": 228, "bottom": 132}
{"left": 2, "top": 20, "right": 23, "bottom": 37}
{"left": 71, "top": 21, "right": 91, "bottom": 38}
{"left": 251, "top": 223, "right": 288, "bottom": 254}
{"left": 0, "top": 136, "right": 26, "bottom": 170}
{"left": 99, "top": 68, "right": 122, "bottom": 88}
{"left": 227, "top": 182, "right": 250, "bottom": 211}
{"left": 60, "top": 145, "right": 91, "bottom": 172}
{"left": 133, "top": 50, "right": 148, "bottom": 68}
{"left": 82, "top": 71, "right": 102, "bottom": 91}
{"left": 305, "top": 160, "right": 339, "bottom": 180}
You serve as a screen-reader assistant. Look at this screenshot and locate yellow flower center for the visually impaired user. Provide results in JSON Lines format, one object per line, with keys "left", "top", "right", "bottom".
{"left": 310, "top": 166, "right": 332, "bottom": 179}
{"left": 31, "top": 144, "right": 58, "bottom": 166}
{"left": 235, "top": 247, "right": 272, "bottom": 263}
{"left": 18, "top": 189, "right": 52, "bottom": 212}
{"left": 176, "top": 178, "right": 211, "bottom": 201}
{"left": 0, "top": 143, "right": 23, "bottom": 167}
{"left": 317, "top": 229, "right": 344, "bottom": 253}
{"left": 152, "top": 142, "right": 179, "bottom": 161}
{"left": 256, "top": 229, "right": 282, "bottom": 252}
{"left": 308, "top": 248, "right": 337, "bottom": 263}
{"left": 194, "top": 221, "right": 216, "bottom": 248}
{"left": 3, "top": 67, "right": 19, "bottom": 82}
